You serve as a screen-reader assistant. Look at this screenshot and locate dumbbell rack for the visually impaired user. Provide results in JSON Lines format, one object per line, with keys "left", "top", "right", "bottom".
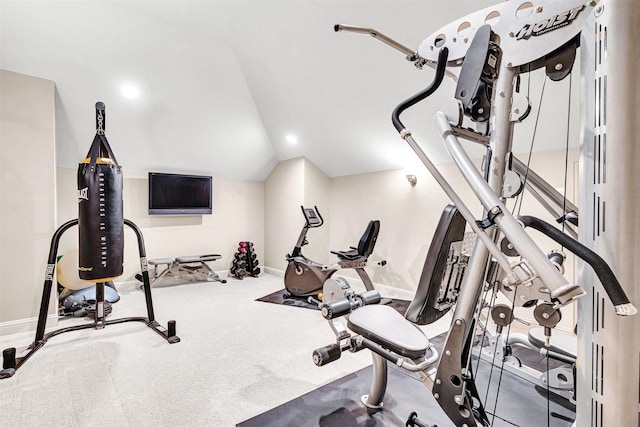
{"left": 230, "top": 241, "right": 261, "bottom": 279}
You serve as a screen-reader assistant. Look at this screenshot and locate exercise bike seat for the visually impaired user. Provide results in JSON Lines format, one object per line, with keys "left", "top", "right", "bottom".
{"left": 528, "top": 327, "right": 577, "bottom": 359}
{"left": 331, "top": 248, "right": 361, "bottom": 261}
{"left": 347, "top": 304, "right": 430, "bottom": 359}
{"left": 331, "top": 220, "right": 380, "bottom": 261}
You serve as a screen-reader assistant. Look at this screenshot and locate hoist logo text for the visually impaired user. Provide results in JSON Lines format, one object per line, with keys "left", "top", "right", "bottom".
{"left": 515, "top": 5, "right": 584, "bottom": 40}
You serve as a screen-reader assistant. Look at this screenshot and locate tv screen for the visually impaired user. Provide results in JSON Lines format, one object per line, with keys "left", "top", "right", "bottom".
{"left": 148, "top": 172, "right": 212, "bottom": 215}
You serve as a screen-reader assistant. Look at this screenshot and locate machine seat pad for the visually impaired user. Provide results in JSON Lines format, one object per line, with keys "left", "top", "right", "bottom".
{"left": 176, "top": 254, "right": 222, "bottom": 263}
{"left": 348, "top": 304, "right": 430, "bottom": 359}
{"left": 528, "top": 327, "right": 577, "bottom": 358}
{"left": 148, "top": 258, "right": 174, "bottom": 265}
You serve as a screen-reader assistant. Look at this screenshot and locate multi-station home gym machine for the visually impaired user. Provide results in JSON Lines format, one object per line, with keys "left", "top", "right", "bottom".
{"left": 0, "top": 103, "right": 179, "bottom": 380}
{"left": 311, "top": 1, "right": 639, "bottom": 426}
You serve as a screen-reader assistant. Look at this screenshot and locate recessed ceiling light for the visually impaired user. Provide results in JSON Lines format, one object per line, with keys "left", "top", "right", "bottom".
{"left": 286, "top": 134, "right": 298, "bottom": 145}
{"left": 121, "top": 83, "right": 140, "bottom": 99}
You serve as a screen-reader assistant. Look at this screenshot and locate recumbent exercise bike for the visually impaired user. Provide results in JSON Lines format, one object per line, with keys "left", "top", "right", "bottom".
{"left": 284, "top": 206, "right": 385, "bottom": 301}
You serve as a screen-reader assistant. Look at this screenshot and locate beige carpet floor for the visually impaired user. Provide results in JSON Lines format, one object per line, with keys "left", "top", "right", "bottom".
{"left": 1, "top": 273, "right": 450, "bottom": 427}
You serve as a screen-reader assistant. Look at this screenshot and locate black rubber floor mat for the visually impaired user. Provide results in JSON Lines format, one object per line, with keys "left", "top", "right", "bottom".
{"left": 237, "top": 363, "right": 454, "bottom": 427}
{"left": 256, "top": 288, "right": 411, "bottom": 315}
{"left": 237, "top": 338, "right": 575, "bottom": 427}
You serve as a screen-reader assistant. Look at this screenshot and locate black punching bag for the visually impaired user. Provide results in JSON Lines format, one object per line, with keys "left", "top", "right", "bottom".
{"left": 77, "top": 102, "right": 124, "bottom": 281}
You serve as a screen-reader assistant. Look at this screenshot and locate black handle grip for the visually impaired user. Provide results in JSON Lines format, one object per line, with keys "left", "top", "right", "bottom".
{"left": 313, "top": 344, "right": 341, "bottom": 366}
{"left": 519, "top": 215, "right": 630, "bottom": 307}
{"left": 392, "top": 47, "right": 449, "bottom": 133}
{"left": 321, "top": 298, "right": 351, "bottom": 319}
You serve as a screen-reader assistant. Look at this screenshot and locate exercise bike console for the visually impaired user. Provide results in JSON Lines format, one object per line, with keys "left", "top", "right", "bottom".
{"left": 303, "top": 207, "right": 322, "bottom": 227}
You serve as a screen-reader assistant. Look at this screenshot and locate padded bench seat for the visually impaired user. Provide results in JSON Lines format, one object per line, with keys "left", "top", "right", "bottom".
{"left": 149, "top": 258, "right": 174, "bottom": 266}
{"left": 175, "top": 254, "right": 221, "bottom": 263}
{"left": 146, "top": 254, "right": 226, "bottom": 285}
{"left": 347, "top": 304, "right": 430, "bottom": 359}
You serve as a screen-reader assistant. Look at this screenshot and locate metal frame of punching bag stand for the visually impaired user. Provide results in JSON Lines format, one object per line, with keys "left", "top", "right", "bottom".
{"left": 0, "top": 218, "right": 180, "bottom": 379}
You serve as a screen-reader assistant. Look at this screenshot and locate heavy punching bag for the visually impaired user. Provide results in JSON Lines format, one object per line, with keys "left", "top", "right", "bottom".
{"left": 77, "top": 102, "right": 124, "bottom": 281}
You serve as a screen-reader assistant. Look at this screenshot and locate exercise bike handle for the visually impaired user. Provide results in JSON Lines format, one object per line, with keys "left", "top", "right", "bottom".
{"left": 300, "top": 205, "right": 324, "bottom": 228}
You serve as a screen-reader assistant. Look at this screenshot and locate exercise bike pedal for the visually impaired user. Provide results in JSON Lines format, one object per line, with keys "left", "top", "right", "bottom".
{"left": 307, "top": 294, "right": 322, "bottom": 305}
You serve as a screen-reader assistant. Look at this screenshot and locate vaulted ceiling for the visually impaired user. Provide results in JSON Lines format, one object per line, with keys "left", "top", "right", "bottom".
{"left": 1, "top": 0, "right": 578, "bottom": 180}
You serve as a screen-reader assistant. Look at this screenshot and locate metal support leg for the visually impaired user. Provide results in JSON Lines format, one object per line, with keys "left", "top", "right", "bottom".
{"left": 95, "top": 281, "right": 105, "bottom": 329}
{"left": 362, "top": 352, "right": 388, "bottom": 409}
{"left": 0, "top": 218, "right": 180, "bottom": 380}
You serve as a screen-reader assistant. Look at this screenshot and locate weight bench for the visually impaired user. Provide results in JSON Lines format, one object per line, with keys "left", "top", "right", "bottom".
{"left": 147, "top": 254, "right": 227, "bottom": 285}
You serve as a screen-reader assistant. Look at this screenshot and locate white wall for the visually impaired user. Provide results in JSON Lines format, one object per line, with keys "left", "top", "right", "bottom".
{"left": 264, "top": 157, "right": 332, "bottom": 271}
{"left": 0, "top": 70, "right": 56, "bottom": 332}
{"left": 302, "top": 158, "right": 331, "bottom": 265}
{"left": 56, "top": 168, "right": 264, "bottom": 283}
{"left": 264, "top": 157, "right": 305, "bottom": 270}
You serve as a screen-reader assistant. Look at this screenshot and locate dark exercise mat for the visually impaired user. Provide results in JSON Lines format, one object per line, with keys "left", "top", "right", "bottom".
{"left": 256, "top": 288, "right": 411, "bottom": 314}
{"left": 237, "top": 363, "right": 456, "bottom": 427}
{"left": 238, "top": 334, "right": 575, "bottom": 427}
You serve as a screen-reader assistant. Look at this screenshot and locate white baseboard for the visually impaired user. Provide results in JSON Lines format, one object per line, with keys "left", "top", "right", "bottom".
{"left": 0, "top": 314, "right": 58, "bottom": 336}
{"left": 263, "top": 266, "right": 284, "bottom": 278}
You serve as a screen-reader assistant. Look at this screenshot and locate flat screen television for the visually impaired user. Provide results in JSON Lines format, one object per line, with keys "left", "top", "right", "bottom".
{"left": 148, "top": 172, "right": 212, "bottom": 215}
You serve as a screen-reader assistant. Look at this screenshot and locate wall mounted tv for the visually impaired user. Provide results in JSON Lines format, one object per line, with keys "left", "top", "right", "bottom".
{"left": 148, "top": 172, "right": 212, "bottom": 215}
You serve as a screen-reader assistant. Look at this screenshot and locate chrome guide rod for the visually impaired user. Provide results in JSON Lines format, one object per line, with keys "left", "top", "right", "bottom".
{"left": 435, "top": 111, "right": 585, "bottom": 305}
{"left": 334, "top": 24, "right": 416, "bottom": 57}
{"left": 334, "top": 24, "right": 458, "bottom": 82}
{"left": 512, "top": 156, "right": 579, "bottom": 216}
{"left": 402, "top": 131, "right": 515, "bottom": 278}
{"left": 485, "top": 64, "right": 516, "bottom": 196}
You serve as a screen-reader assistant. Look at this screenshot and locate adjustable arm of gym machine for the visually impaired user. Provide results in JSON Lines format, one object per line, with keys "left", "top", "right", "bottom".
{"left": 517, "top": 215, "right": 637, "bottom": 316}
{"left": 314, "top": 332, "right": 439, "bottom": 373}
{"left": 357, "top": 337, "right": 439, "bottom": 372}
{"left": 391, "top": 48, "right": 519, "bottom": 288}
{"left": 313, "top": 332, "right": 439, "bottom": 372}
{"left": 334, "top": 23, "right": 458, "bottom": 81}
